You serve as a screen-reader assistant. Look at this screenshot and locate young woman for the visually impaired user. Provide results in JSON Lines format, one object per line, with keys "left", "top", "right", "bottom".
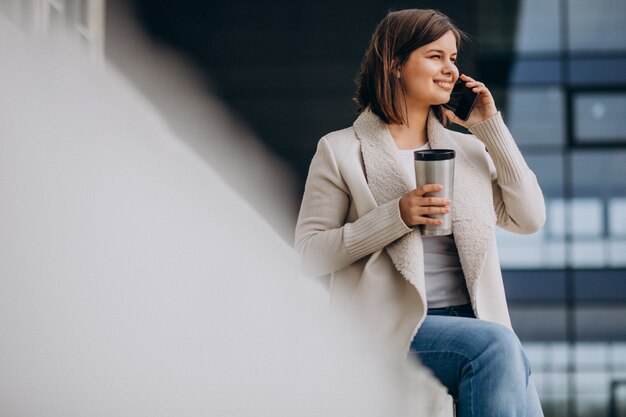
{"left": 295, "top": 9, "right": 546, "bottom": 417}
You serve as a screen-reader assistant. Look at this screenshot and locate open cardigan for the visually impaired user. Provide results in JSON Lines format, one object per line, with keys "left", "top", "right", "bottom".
{"left": 295, "top": 108, "right": 546, "bottom": 357}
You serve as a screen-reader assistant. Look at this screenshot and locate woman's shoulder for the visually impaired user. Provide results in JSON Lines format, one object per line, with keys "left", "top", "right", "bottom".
{"left": 316, "top": 126, "right": 361, "bottom": 166}
{"left": 322, "top": 126, "right": 358, "bottom": 145}
{"left": 317, "top": 126, "right": 361, "bottom": 159}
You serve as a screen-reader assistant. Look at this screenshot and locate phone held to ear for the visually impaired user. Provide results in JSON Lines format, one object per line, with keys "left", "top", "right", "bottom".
{"left": 443, "top": 79, "right": 479, "bottom": 121}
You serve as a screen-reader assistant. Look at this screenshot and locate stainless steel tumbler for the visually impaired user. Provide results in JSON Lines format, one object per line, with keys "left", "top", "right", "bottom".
{"left": 414, "top": 149, "right": 455, "bottom": 236}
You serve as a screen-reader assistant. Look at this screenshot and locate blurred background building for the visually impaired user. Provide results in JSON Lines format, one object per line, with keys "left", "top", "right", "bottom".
{"left": 2, "top": 0, "right": 625, "bottom": 416}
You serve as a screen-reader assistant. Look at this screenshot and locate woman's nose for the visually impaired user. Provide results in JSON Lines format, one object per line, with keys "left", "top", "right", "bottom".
{"left": 443, "top": 62, "right": 458, "bottom": 77}
{"left": 442, "top": 65, "right": 455, "bottom": 76}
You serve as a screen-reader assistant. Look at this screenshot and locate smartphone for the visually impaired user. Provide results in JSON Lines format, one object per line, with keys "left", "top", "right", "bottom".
{"left": 443, "top": 79, "right": 479, "bottom": 121}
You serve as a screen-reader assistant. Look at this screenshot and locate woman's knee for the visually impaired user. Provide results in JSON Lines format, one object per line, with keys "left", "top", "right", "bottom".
{"left": 478, "top": 323, "right": 530, "bottom": 377}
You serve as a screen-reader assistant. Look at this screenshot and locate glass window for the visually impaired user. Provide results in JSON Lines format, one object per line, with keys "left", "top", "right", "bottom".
{"left": 609, "top": 240, "right": 626, "bottom": 267}
{"left": 510, "top": 59, "right": 561, "bottom": 84}
{"left": 570, "top": 57, "right": 626, "bottom": 86}
{"left": 497, "top": 227, "right": 545, "bottom": 268}
{"left": 572, "top": 150, "right": 626, "bottom": 197}
{"left": 548, "top": 198, "right": 603, "bottom": 238}
{"left": 503, "top": 270, "right": 566, "bottom": 302}
{"left": 608, "top": 196, "right": 626, "bottom": 267}
{"left": 575, "top": 307, "right": 626, "bottom": 340}
{"left": 568, "top": 0, "right": 626, "bottom": 52}
{"left": 506, "top": 88, "right": 564, "bottom": 146}
{"left": 571, "top": 240, "right": 608, "bottom": 267}
{"left": 514, "top": 0, "right": 561, "bottom": 53}
{"left": 608, "top": 198, "right": 626, "bottom": 237}
{"left": 574, "top": 93, "right": 626, "bottom": 143}
{"left": 509, "top": 307, "right": 567, "bottom": 341}
{"left": 526, "top": 153, "right": 564, "bottom": 197}
{"left": 575, "top": 270, "right": 626, "bottom": 303}
{"left": 569, "top": 151, "right": 626, "bottom": 268}
{"left": 547, "top": 198, "right": 607, "bottom": 267}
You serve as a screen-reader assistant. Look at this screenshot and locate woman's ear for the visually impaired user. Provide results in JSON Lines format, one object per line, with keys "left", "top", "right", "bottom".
{"left": 391, "top": 58, "right": 401, "bottom": 78}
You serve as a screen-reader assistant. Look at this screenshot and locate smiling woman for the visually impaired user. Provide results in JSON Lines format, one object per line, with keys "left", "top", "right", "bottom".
{"left": 296, "top": 8, "right": 547, "bottom": 417}
{"left": 354, "top": 10, "right": 467, "bottom": 128}
{"left": 394, "top": 32, "right": 460, "bottom": 117}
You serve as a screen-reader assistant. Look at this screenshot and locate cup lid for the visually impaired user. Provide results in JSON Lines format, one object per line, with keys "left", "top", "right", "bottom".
{"left": 414, "top": 149, "right": 456, "bottom": 161}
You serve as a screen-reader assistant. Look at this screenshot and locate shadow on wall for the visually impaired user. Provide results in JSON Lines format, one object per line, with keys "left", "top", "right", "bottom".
{"left": 0, "top": 16, "right": 451, "bottom": 417}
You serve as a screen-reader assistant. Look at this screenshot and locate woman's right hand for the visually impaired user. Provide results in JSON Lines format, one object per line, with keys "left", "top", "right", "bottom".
{"left": 399, "top": 184, "right": 452, "bottom": 227}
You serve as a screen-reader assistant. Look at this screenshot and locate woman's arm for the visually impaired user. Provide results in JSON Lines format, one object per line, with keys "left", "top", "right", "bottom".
{"left": 443, "top": 74, "right": 546, "bottom": 235}
{"left": 469, "top": 112, "right": 546, "bottom": 234}
{"left": 295, "top": 136, "right": 412, "bottom": 277}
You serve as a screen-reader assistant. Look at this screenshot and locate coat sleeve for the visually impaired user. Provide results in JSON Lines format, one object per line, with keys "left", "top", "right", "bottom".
{"left": 468, "top": 112, "right": 546, "bottom": 234}
{"left": 294, "top": 136, "right": 412, "bottom": 277}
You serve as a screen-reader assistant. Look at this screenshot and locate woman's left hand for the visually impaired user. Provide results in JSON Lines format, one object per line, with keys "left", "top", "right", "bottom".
{"left": 443, "top": 74, "right": 498, "bottom": 129}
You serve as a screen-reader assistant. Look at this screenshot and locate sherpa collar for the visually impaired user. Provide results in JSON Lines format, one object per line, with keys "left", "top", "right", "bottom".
{"left": 352, "top": 107, "right": 496, "bottom": 311}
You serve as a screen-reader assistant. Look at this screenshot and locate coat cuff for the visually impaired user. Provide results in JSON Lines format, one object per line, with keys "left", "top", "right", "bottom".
{"left": 468, "top": 112, "right": 529, "bottom": 184}
{"left": 343, "top": 197, "right": 412, "bottom": 260}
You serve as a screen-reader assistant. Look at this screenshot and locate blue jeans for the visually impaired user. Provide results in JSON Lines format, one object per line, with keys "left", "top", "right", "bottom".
{"left": 409, "top": 304, "right": 544, "bottom": 417}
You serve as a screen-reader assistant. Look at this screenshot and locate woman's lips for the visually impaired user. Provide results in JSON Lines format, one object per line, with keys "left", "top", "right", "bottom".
{"left": 434, "top": 80, "right": 453, "bottom": 90}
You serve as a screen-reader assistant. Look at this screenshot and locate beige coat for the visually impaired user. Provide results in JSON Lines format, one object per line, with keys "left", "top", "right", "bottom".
{"left": 295, "top": 108, "right": 545, "bottom": 358}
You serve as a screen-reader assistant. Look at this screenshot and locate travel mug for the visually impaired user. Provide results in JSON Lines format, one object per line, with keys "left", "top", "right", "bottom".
{"left": 413, "top": 149, "right": 455, "bottom": 236}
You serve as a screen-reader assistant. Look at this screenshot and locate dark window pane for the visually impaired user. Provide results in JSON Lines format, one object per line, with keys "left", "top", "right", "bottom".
{"left": 574, "top": 269, "right": 626, "bottom": 303}
{"left": 504, "top": 270, "right": 566, "bottom": 302}
{"left": 509, "top": 307, "right": 567, "bottom": 341}
{"left": 570, "top": 57, "right": 626, "bottom": 86}
{"left": 510, "top": 58, "right": 562, "bottom": 84}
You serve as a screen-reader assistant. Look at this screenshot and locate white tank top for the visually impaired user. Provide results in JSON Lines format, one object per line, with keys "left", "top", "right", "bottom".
{"left": 395, "top": 143, "right": 470, "bottom": 308}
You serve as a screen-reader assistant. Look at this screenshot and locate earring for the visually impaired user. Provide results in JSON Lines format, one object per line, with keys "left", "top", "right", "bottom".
{"left": 396, "top": 72, "right": 401, "bottom": 79}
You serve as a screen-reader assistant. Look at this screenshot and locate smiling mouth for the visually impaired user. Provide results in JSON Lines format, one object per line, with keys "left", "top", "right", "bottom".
{"left": 434, "top": 80, "right": 452, "bottom": 90}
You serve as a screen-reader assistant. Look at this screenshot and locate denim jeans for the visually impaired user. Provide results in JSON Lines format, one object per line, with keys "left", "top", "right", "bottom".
{"left": 409, "top": 304, "right": 544, "bottom": 417}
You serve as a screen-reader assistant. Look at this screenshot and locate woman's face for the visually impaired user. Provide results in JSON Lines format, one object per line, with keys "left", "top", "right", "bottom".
{"left": 397, "top": 30, "right": 459, "bottom": 109}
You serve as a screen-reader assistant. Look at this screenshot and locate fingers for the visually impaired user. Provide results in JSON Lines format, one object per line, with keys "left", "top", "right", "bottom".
{"left": 399, "top": 202, "right": 446, "bottom": 226}
{"left": 460, "top": 73, "right": 486, "bottom": 92}
{"left": 413, "top": 183, "right": 442, "bottom": 196}
{"left": 414, "top": 215, "right": 445, "bottom": 226}
{"left": 460, "top": 73, "right": 476, "bottom": 82}
{"left": 409, "top": 204, "right": 450, "bottom": 218}
{"left": 420, "top": 205, "right": 450, "bottom": 214}
{"left": 443, "top": 108, "right": 457, "bottom": 120}
{"left": 400, "top": 184, "right": 452, "bottom": 226}
{"left": 413, "top": 184, "right": 451, "bottom": 204}
{"left": 443, "top": 108, "right": 466, "bottom": 128}
{"left": 465, "top": 81, "right": 485, "bottom": 93}
{"left": 412, "top": 197, "right": 451, "bottom": 209}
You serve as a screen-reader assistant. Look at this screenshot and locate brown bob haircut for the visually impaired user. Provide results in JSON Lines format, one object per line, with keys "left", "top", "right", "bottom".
{"left": 354, "top": 9, "right": 468, "bottom": 125}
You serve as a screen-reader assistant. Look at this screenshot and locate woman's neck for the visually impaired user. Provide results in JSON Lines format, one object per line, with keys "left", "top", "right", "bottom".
{"left": 387, "top": 106, "right": 430, "bottom": 150}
